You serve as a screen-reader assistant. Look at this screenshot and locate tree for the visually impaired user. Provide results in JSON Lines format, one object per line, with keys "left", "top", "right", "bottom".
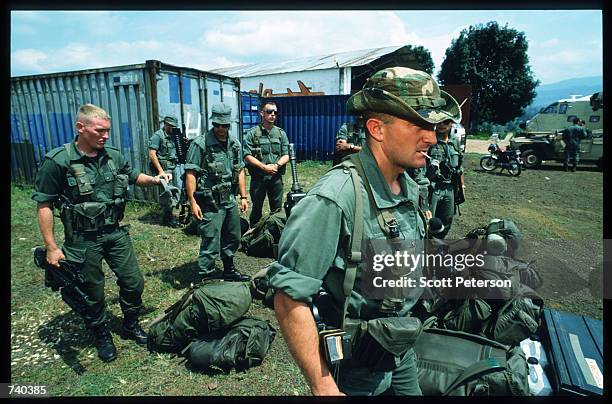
{"left": 438, "top": 21, "right": 539, "bottom": 128}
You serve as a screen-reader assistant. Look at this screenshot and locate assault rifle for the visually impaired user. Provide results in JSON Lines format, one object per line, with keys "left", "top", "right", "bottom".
{"left": 33, "top": 247, "right": 94, "bottom": 316}
{"left": 283, "top": 143, "right": 307, "bottom": 217}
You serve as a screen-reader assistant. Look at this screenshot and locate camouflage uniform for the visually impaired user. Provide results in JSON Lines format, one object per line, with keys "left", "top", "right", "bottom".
{"left": 242, "top": 124, "right": 289, "bottom": 225}
{"left": 562, "top": 122, "right": 588, "bottom": 171}
{"left": 149, "top": 116, "right": 180, "bottom": 226}
{"left": 333, "top": 122, "right": 367, "bottom": 165}
{"left": 406, "top": 167, "right": 430, "bottom": 212}
{"left": 269, "top": 67, "right": 461, "bottom": 395}
{"left": 185, "top": 103, "right": 250, "bottom": 282}
{"left": 426, "top": 133, "right": 463, "bottom": 239}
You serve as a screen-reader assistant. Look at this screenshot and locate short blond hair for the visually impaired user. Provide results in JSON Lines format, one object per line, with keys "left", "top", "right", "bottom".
{"left": 76, "top": 104, "right": 111, "bottom": 124}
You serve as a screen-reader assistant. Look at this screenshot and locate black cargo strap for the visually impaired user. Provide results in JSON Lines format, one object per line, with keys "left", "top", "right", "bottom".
{"left": 443, "top": 356, "right": 507, "bottom": 396}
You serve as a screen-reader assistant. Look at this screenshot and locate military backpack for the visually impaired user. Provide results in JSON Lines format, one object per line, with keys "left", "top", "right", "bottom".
{"left": 240, "top": 210, "right": 287, "bottom": 258}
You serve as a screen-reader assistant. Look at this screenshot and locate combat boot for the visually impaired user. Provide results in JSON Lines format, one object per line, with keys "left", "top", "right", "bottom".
{"left": 121, "top": 315, "right": 148, "bottom": 346}
{"left": 222, "top": 257, "right": 251, "bottom": 282}
{"left": 162, "top": 212, "right": 179, "bottom": 228}
{"left": 92, "top": 326, "right": 117, "bottom": 362}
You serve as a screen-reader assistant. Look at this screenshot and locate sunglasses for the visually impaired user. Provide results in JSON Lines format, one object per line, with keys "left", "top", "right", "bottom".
{"left": 265, "top": 109, "right": 278, "bottom": 114}
{"left": 213, "top": 123, "right": 230, "bottom": 128}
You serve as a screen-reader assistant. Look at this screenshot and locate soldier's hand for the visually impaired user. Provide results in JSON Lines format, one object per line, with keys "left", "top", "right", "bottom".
{"left": 424, "top": 210, "right": 433, "bottom": 220}
{"left": 335, "top": 140, "right": 348, "bottom": 152}
{"left": 264, "top": 164, "right": 278, "bottom": 175}
{"left": 46, "top": 247, "right": 65, "bottom": 268}
{"left": 239, "top": 198, "right": 249, "bottom": 213}
{"left": 161, "top": 172, "right": 172, "bottom": 183}
{"left": 190, "top": 201, "right": 203, "bottom": 221}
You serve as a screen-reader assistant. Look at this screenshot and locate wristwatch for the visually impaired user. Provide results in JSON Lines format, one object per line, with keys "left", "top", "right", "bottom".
{"left": 349, "top": 144, "right": 355, "bottom": 150}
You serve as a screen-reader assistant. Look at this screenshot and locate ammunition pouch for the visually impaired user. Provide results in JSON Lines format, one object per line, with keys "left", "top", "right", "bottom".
{"left": 63, "top": 201, "right": 124, "bottom": 233}
{"left": 194, "top": 190, "right": 217, "bottom": 211}
{"left": 345, "top": 316, "right": 423, "bottom": 372}
{"left": 212, "top": 182, "right": 232, "bottom": 205}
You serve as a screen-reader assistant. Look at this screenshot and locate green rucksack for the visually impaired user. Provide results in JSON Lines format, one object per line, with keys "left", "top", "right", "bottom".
{"left": 415, "top": 328, "right": 530, "bottom": 396}
{"left": 183, "top": 317, "right": 276, "bottom": 372}
{"left": 240, "top": 210, "right": 286, "bottom": 258}
{"left": 147, "top": 281, "right": 252, "bottom": 353}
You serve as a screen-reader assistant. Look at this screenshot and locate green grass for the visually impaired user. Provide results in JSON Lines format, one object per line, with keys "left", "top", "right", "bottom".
{"left": 11, "top": 158, "right": 603, "bottom": 396}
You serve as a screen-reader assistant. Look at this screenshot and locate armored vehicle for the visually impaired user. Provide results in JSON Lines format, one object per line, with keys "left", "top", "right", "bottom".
{"left": 510, "top": 92, "right": 603, "bottom": 169}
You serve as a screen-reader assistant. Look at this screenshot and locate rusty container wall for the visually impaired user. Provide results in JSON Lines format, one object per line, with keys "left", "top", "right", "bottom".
{"left": 10, "top": 60, "right": 241, "bottom": 202}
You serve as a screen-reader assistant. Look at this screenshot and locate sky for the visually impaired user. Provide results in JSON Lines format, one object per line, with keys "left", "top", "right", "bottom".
{"left": 10, "top": 10, "right": 603, "bottom": 85}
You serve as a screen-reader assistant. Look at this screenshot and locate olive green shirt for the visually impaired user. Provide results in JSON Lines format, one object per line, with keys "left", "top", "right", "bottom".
{"left": 149, "top": 128, "right": 178, "bottom": 170}
{"left": 336, "top": 122, "right": 366, "bottom": 147}
{"left": 184, "top": 129, "right": 244, "bottom": 208}
{"left": 242, "top": 124, "right": 289, "bottom": 167}
{"left": 31, "top": 139, "right": 140, "bottom": 206}
{"left": 268, "top": 144, "right": 425, "bottom": 321}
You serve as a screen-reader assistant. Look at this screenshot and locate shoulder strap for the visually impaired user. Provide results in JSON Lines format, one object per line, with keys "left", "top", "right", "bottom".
{"left": 443, "top": 357, "right": 507, "bottom": 396}
{"left": 254, "top": 125, "right": 262, "bottom": 147}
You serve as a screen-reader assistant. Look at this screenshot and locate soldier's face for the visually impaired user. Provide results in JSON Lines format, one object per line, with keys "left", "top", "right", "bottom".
{"left": 379, "top": 116, "right": 437, "bottom": 169}
{"left": 260, "top": 104, "right": 277, "bottom": 124}
{"left": 213, "top": 123, "right": 229, "bottom": 141}
{"left": 76, "top": 117, "right": 111, "bottom": 151}
{"left": 436, "top": 120, "right": 453, "bottom": 136}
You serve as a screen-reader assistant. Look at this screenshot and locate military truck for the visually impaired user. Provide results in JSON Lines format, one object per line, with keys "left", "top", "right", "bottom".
{"left": 510, "top": 92, "right": 603, "bottom": 169}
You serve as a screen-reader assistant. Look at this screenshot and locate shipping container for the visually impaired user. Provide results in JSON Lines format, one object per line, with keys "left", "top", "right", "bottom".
{"left": 266, "top": 95, "right": 353, "bottom": 161}
{"left": 240, "top": 91, "right": 261, "bottom": 135}
{"left": 10, "top": 60, "right": 241, "bottom": 202}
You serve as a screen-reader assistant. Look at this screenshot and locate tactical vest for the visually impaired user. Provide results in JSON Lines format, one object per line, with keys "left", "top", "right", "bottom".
{"left": 428, "top": 138, "right": 462, "bottom": 184}
{"left": 58, "top": 143, "right": 129, "bottom": 235}
{"left": 344, "top": 122, "right": 367, "bottom": 147}
{"left": 195, "top": 133, "right": 242, "bottom": 208}
{"left": 248, "top": 125, "right": 286, "bottom": 176}
{"left": 152, "top": 130, "right": 178, "bottom": 170}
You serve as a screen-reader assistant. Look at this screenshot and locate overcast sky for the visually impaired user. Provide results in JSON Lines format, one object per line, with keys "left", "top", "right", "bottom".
{"left": 10, "top": 10, "right": 602, "bottom": 84}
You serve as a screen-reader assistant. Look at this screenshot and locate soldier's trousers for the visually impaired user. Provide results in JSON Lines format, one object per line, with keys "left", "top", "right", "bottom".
{"left": 61, "top": 225, "right": 144, "bottom": 330}
{"left": 564, "top": 147, "right": 580, "bottom": 167}
{"left": 197, "top": 202, "right": 241, "bottom": 275}
{"left": 160, "top": 165, "right": 180, "bottom": 218}
{"left": 248, "top": 174, "right": 284, "bottom": 226}
{"left": 429, "top": 183, "right": 454, "bottom": 239}
{"left": 336, "top": 348, "right": 422, "bottom": 395}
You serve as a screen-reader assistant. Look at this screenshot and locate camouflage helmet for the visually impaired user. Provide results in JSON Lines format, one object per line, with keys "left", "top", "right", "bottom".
{"left": 347, "top": 67, "right": 462, "bottom": 126}
{"left": 210, "top": 102, "right": 232, "bottom": 125}
{"left": 163, "top": 116, "right": 178, "bottom": 127}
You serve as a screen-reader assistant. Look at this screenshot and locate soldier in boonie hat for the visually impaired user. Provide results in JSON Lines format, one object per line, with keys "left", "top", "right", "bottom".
{"left": 210, "top": 103, "right": 233, "bottom": 125}
{"left": 347, "top": 67, "right": 462, "bottom": 126}
{"left": 163, "top": 116, "right": 179, "bottom": 127}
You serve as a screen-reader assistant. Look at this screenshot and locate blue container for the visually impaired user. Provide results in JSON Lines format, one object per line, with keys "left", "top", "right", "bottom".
{"left": 10, "top": 60, "right": 241, "bottom": 201}
{"left": 240, "top": 92, "right": 261, "bottom": 137}
{"left": 266, "top": 95, "right": 353, "bottom": 161}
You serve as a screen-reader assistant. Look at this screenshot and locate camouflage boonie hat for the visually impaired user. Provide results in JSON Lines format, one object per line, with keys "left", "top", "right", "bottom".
{"left": 210, "top": 103, "right": 232, "bottom": 125}
{"left": 163, "top": 116, "right": 178, "bottom": 127}
{"left": 347, "top": 67, "right": 462, "bottom": 126}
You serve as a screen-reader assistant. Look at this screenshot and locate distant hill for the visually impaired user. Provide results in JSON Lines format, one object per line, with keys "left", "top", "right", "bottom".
{"left": 520, "top": 76, "right": 602, "bottom": 120}
{"left": 532, "top": 76, "right": 602, "bottom": 108}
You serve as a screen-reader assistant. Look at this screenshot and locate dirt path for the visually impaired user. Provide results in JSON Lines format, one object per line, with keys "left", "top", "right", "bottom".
{"left": 465, "top": 138, "right": 510, "bottom": 154}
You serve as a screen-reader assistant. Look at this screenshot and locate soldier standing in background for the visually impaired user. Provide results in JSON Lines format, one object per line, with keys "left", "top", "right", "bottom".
{"left": 149, "top": 116, "right": 180, "bottom": 227}
{"left": 242, "top": 102, "right": 290, "bottom": 226}
{"left": 425, "top": 119, "right": 465, "bottom": 239}
{"left": 269, "top": 67, "right": 461, "bottom": 395}
{"left": 333, "top": 119, "right": 366, "bottom": 165}
{"left": 184, "top": 103, "right": 250, "bottom": 282}
{"left": 562, "top": 117, "right": 590, "bottom": 172}
{"left": 32, "top": 104, "right": 170, "bottom": 362}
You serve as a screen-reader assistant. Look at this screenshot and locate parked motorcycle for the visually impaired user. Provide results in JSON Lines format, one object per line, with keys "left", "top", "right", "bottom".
{"left": 480, "top": 143, "right": 523, "bottom": 176}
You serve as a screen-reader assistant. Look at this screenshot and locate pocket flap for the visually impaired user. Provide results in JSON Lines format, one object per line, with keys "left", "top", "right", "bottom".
{"left": 72, "top": 202, "right": 108, "bottom": 219}
{"left": 366, "top": 316, "right": 423, "bottom": 356}
{"left": 61, "top": 244, "right": 87, "bottom": 264}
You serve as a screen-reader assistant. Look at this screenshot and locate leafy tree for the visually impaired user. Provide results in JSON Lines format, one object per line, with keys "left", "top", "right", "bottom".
{"left": 438, "top": 21, "right": 539, "bottom": 128}
{"left": 403, "top": 45, "right": 435, "bottom": 75}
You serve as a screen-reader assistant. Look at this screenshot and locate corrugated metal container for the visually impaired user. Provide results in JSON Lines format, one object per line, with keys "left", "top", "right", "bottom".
{"left": 240, "top": 91, "right": 261, "bottom": 135}
{"left": 266, "top": 95, "right": 352, "bottom": 161}
{"left": 10, "top": 60, "right": 241, "bottom": 202}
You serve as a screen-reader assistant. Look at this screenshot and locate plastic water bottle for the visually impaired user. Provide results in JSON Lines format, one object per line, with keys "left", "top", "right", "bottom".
{"left": 520, "top": 336, "right": 553, "bottom": 396}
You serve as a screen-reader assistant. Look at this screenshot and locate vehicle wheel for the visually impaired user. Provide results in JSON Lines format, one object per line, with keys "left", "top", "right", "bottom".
{"left": 480, "top": 156, "right": 497, "bottom": 171}
{"left": 522, "top": 148, "right": 541, "bottom": 169}
{"left": 508, "top": 159, "right": 522, "bottom": 176}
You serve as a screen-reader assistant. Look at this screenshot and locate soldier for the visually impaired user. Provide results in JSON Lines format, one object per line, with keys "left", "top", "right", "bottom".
{"left": 562, "top": 117, "right": 589, "bottom": 172}
{"left": 149, "top": 115, "right": 180, "bottom": 227}
{"left": 425, "top": 119, "right": 465, "bottom": 239}
{"left": 269, "top": 67, "right": 461, "bottom": 395}
{"left": 32, "top": 104, "right": 171, "bottom": 362}
{"left": 333, "top": 119, "right": 366, "bottom": 165}
{"left": 184, "top": 103, "right": 250, "bottom": 282}
{"left": 406, "top": 167, "right": 432, "bottom": 220}
{"left": 243, "top": 102, "right": 290, "bottom": 226}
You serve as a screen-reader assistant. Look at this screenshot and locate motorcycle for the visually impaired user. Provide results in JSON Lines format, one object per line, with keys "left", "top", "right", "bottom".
{"left": 480, "top": 143, "right": 523, "bottom": 176}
